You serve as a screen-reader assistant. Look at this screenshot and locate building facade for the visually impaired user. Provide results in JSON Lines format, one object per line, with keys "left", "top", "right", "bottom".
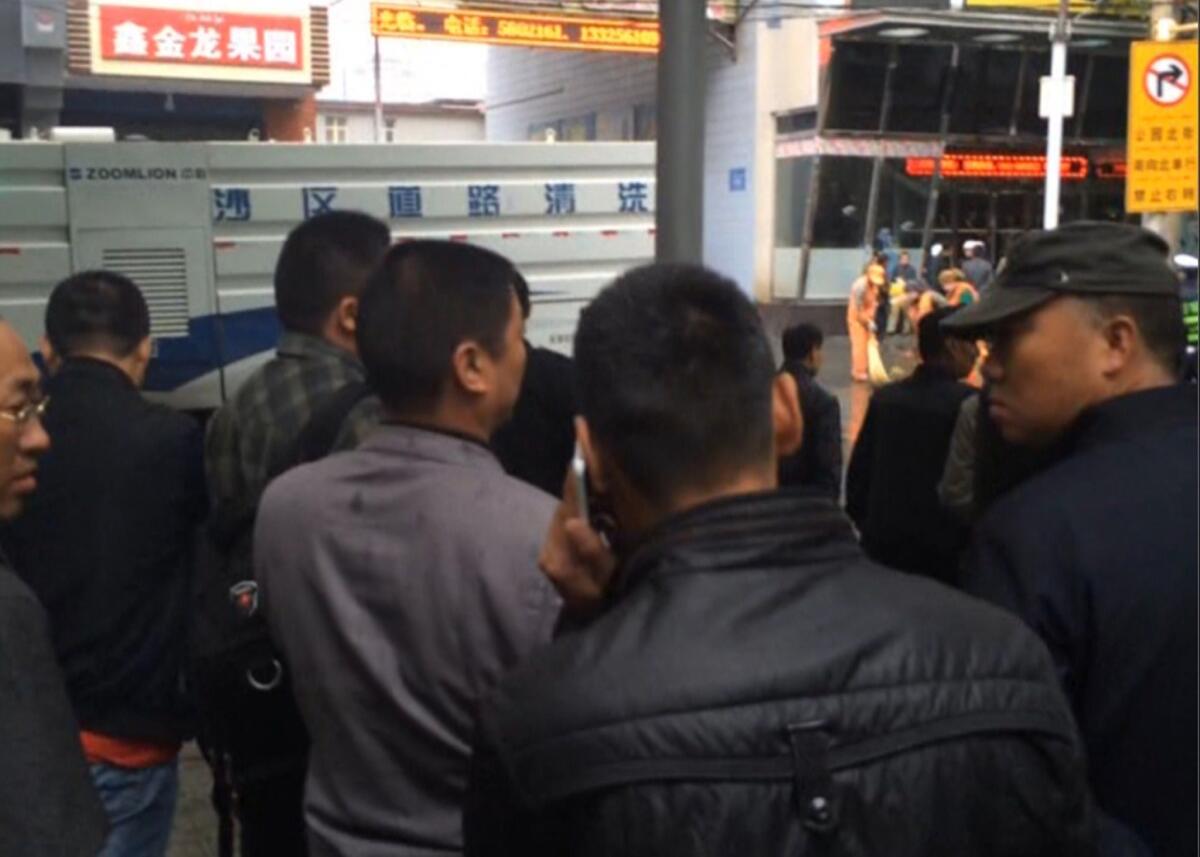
{"left": 483, "top": 1, "right": 1161, "bottom": 305}
{"left": 315, "top": 99, "right": 483, "bottom": 144}
{"left": 1, "top": 0, "right": 330, "bottom": 140}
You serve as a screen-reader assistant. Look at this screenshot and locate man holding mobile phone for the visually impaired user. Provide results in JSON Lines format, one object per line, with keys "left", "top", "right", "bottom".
{"left": 465, "top": 263, "right": 1094, "bottom": 857}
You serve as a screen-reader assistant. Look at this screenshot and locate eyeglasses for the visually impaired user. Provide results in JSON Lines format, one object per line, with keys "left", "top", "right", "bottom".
{"left": 0, "top": 397, "right": 49, "bottom": 426}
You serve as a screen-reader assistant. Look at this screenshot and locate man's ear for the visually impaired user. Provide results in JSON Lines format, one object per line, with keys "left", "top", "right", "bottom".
{"left": 1099, "top": 314, "right": 1138, "bottom": 377}
{"left": 575, "top": 416, "right": 609, "bottom": 494}
{"left": 451, "top": 340, "right": 490, "bottom": 396}
{"left": 39, "top": 336, "right": 60, "bottom": 375}
{"left": 127, "top": 336, "right": 153, "bottom": 388}
{"left": 335, "top": 295, "right": 359, "bottom": 337}
{"left": 772, "top": 371, "right": 803, "bottom": 459}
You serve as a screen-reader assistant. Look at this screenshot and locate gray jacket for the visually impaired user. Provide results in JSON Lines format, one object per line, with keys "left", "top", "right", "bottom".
{"left": 0, "top": 560, "right": 108, "bottom": 857}
{"left": 255, "top": 424, "right": 561, "bottom": 857}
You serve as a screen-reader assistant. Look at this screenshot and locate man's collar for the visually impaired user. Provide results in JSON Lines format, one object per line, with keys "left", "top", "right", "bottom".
{"left": 54, "top": 355, "right": 137, "bottom": 390}
{"left": 379, "top": 418, "right": 492, "bottom": 452}
{"left": 277, "top": 331, "right": 361, "bottom": 370}
{"left": 362, "top": 421, "right": 501, "bottom": 470}
{"left": 612, "top": 489, "right": 859, "bottom": 598}
{"left": 1068, "top": 383, "right": 1197, "bottom": 451}
{"left": 911, "top": 362, "right": 963, "bottom": 384}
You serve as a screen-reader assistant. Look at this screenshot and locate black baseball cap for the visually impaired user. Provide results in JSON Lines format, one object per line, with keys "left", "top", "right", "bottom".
{"left": 942, "top": 221, "right": 1179, "bottom": 332}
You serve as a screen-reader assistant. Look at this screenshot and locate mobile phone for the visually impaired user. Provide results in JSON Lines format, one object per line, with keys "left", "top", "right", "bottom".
{"left": 571, "top": 447, "right": 590, "bottom": 523}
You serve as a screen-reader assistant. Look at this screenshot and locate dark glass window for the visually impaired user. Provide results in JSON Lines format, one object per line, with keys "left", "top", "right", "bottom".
{"left": 813, "top": 156, "right": 872, "bottom": 247}
{"left": 1013, "top": 51, "right": 1048, "bottom": 136}
{"left": 775, "top": 157, "right": 815, "bottom": 245}
{"left": 874, "top": 159, "right": 933, "bottom": 247}
{"left": 633, "top": 103, "right": 656, "bottom": 141}
{"left": 888, "top": 44, "right": 954, "bottom": 134}
{"left": 1082, "top": 54, "right": 1129, "bottom": 139}
{"left": 952, "top": 47, "right": 1024, "bottom": 136}
{"left": 826, "top": 41, "right": 887, "bottom": 131}
{"left": 777, "top": 110, "right": 818, "bottom": 135}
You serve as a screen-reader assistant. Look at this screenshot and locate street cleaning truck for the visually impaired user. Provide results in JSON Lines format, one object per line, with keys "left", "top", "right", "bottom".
{"left": 0, "top": 139, "right": 655, "bottom": 409}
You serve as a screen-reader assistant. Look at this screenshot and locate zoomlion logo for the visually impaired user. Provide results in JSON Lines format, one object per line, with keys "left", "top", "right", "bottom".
{"left": 67, "top": 166, "right": 207, "bottom": 181}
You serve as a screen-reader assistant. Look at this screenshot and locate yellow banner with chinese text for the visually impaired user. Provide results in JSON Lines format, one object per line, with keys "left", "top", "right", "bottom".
{"left": 1126, "top": 40, "right": 1198, "bottom": 214}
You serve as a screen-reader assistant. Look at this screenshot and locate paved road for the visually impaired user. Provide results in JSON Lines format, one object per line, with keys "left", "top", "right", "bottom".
{"left": 168, "top": 746, "right": 220, "bottom": 857}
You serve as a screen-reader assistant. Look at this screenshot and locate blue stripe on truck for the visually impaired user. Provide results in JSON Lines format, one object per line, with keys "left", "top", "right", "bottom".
{"left": 143, "top": 307, "right": 281, "bottom": 393}
{"left": 141, "top": 289, "right": 561, "bottom": 394}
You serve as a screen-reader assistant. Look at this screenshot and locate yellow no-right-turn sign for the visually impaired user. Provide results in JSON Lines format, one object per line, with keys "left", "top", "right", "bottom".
{"left": 1126, "top": 41, "right": 1198, "bottom": 214}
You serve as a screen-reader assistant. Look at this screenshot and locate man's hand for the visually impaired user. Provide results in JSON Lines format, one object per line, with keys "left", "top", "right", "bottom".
{"left": 538, "top": 467, "right": 617, "bottom": 616}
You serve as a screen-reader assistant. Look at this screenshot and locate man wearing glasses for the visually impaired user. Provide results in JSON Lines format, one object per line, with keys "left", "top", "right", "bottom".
{"left": 0, "top": 317, "right": 109, "bottom": 855}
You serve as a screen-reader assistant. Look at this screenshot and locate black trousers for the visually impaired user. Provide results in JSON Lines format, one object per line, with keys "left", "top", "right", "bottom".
{"left": 239, "top": 770, "right": 308, "bottom": 857}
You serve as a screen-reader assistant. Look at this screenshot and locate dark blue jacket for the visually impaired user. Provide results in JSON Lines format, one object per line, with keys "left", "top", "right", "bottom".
{"left": 2, "top": 357, "right": 206, "bottom": 744}
{"left": 492, "top": 344, "right": 576, "bottom": 497}
{"left": 778, "top": 360, "right": 842, "bottom": 499}
{"left": 846, "top": 364, "right": 974, "bottom": 584}
{"left": 965, "top": 384, "right": 1198, "bottom": 857}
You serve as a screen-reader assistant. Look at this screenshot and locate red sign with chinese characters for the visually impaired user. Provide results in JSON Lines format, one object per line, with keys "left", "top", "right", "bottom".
{"left": 98, "top": 5, "right": 304, "bottom": 70}
{"left": 905, "top": 154, "right": 1089, "bottom": 181}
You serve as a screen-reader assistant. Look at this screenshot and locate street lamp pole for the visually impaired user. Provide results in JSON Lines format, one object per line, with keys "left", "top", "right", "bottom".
{"left": 1043, "top": 0, "right": 1070, "bottom": 229}
{"left": 373, "top": 35, "right": 384, "bottom": 143}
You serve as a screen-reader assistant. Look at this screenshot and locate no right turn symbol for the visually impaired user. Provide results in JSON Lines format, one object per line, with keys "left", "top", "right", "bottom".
{"left": 1144, "top": 53, "right": 1191, "bottom": 106}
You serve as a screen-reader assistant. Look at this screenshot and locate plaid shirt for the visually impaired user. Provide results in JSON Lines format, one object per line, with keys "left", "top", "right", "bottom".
{"left": 205, "top": 332, "right": 379, "bottom": 537}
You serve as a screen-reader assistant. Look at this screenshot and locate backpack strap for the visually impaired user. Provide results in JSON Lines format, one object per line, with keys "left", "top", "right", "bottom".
{"left": 288, "top": 379, "right": 374, "bottom": 467}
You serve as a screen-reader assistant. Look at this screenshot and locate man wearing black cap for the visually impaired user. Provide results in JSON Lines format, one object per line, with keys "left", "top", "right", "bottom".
{"left": 944, "top": 222, "right": 1197, "bottom": 857}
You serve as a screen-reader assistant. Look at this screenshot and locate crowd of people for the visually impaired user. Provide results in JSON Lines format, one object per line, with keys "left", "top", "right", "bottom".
{"left": 0, "top": 214, "right": 1195, "bottom": 857}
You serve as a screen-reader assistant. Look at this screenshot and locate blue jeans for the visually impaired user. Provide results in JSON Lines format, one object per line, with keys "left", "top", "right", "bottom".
{"left": 90, "top": 760, "right": 179, "bottom": 857}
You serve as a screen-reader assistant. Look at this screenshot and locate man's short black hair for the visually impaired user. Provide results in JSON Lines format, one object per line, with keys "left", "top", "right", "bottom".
{"left": 921, "top": 306, "right": 961, "bottom": 363}
{"left": 574, "top": 263, "right": 776, "bottom": 507}
{"left": 781, "top": 323, "right": 823, "bottom": 363}
{"left": 357, "top": 240, "right": 519, "bottom": 413}
{"left": 1084, "top": 293, "right": 1186, "bottom": 377}
{"left": 45, "top": 270, "right": 150, "bottom": 358}
{"left": 274, "top": 211, "right": 391, "bottom": 335}
{"left": 512, "top": 271, "right": 532, "bottom": 320}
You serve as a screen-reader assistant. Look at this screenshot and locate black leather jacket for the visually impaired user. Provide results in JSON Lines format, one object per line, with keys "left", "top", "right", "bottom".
{"left": 466, "top": 491, "right": 1094, "bottom": 857}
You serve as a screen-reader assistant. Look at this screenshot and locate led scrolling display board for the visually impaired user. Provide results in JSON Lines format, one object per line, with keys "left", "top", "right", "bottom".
{"left": 370, "top": 4, "right": 660, "bottom": 54}
{"left": 905, "top": 154, "right": 1091, "bottom": 180}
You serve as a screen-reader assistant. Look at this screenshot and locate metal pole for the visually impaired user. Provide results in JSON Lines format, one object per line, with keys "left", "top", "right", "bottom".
{"left": 920, "top": 44, "right": 961, "bottom": 277}
{"left": 796, "top": 51, "right": 836, "bottom": 299}
{"left": 373, "top": 36, "right": 384, "bottom": 144}
{"left": 655, "top": 0, "right": 707, "bottom": 263}
{"left": 862, "top": 44, "right": 899, "bottom": 254}
{"left": 1043, "top": 0, "right": 1070, "bottom": 229}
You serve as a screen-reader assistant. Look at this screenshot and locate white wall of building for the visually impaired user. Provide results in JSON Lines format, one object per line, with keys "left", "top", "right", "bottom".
{"left": 485, "top": 15, "right": 819, "bottom": 301}
{"left": 702, "top": 35, "right": 757, "bottom": 294}
{"left": 486, "top": 46, "right": 656, "bottom": 141}
{"left": 757, "top": 17, "right": 819, "bottom": 300}
{"left": 703, "top": 18, "right": 818, "bottom": 300}
{"left": 316, "top": 109, "right": 484, "bottom": 143}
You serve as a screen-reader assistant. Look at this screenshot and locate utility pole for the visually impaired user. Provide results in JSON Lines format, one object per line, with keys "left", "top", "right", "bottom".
{"left": 655, "top": 0, "right": 707, "bottom": 263}
{"left": 373, "top": 36, "right": 384, "bottom": 144}
{"left": 1042, "top": 0, "right": 1070, "bottom": 229}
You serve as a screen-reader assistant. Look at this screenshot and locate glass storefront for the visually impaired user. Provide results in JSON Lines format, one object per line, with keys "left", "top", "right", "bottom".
{"left": 774, "top": 33, "right": 1136, "bottom": 300}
